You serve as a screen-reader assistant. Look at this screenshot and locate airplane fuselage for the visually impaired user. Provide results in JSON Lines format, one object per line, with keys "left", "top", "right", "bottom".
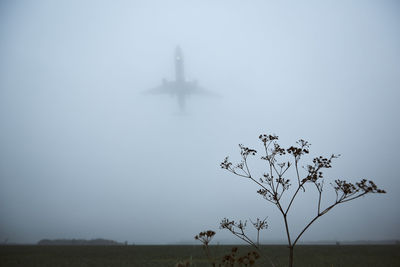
{"left": 175, "top": 46, "right": 185, "bottom": 83}
{"left": 146, "top": 46, "right": 210, "bottom": 111}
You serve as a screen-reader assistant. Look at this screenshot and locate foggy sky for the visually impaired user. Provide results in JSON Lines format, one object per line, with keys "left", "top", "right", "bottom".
{"left": 0, "top": 0, "right": 399, "bottom": 244}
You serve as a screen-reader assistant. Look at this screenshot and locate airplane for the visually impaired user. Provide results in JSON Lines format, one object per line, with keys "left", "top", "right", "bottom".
{"left": 144, "top": 46, "right": 215, "bottom": 111}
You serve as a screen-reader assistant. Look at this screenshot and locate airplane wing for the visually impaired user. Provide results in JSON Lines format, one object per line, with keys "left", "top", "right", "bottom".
{"left": 185, "top": 82, "right": 220, "bottom": 97}
{"left": 143, "top": 80, "right": 220, "bottom": 98}
{"left": 142, "top": 81, "right": 176, "bottom": 95}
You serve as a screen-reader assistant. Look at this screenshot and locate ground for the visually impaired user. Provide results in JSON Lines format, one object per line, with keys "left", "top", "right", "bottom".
{"left": 0, "top": 245, "right": 399, "bottom": 267}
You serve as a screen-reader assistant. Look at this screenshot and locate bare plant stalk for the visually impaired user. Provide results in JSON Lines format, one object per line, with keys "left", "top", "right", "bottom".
{"left": 195, "top": 231, "right": 216, "bottom": 267}
{"left": 219, "top": 218, "right": 276, "bottom": 267}
{"left": 220, "top": 134, "right": 386, "bottom": 267}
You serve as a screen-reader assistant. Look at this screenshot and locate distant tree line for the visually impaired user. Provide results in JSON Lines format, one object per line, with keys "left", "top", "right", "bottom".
{"left": 37, "top": 238, "right": 124, "bottom": 246}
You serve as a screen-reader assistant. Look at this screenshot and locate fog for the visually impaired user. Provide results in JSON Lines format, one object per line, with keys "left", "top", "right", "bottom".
{"left": 0, "top": 0, "right": 399, "bottom": 244}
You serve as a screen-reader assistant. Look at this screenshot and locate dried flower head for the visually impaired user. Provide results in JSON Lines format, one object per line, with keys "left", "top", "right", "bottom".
{"left": 194, "top": 230, "right": 215, "bottom": 246}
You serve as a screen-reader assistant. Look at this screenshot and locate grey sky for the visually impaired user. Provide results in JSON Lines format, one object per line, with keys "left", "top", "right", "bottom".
{"left": 0, "top": 0, "right": 399, "bottom": 244}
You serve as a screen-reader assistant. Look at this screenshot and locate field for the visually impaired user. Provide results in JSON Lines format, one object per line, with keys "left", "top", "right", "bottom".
{"left": 0, "top": 245, "right": 399, "bottom": 267}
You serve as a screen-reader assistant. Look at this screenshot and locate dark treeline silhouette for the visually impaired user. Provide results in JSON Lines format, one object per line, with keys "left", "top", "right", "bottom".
{"left": 37, "top": 238, "right": 123, "bottom": 246}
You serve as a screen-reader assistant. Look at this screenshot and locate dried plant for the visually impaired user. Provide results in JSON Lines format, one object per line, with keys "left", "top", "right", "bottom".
{"left": 220, "top": 134, "right": 386, "bottom": 267}
{"left": 194, "top": 231, "right": 261, "bottom": 267}
{"left": 219, "top": 217, "right": 275, "bottom": 267}
{"left": 220, "top": 217, "right": 267, "bottom": 248}
{"left": 220, "top": 247, "right": 260, "bottom": 267}
{"left": 175, "top": 258, "right": 192, "bottom": 267}
{"left": 195, "top": 230, "right": 216, "bottom": 266}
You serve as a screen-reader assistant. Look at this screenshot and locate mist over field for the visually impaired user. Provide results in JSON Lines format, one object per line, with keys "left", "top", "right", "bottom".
{"left": 0, "top": 0, "right": 399, "bottom": 244}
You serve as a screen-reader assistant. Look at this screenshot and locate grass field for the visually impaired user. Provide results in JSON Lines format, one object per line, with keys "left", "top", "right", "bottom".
{"left": 0, "top": 245, "right": 399, "bottom": 267}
